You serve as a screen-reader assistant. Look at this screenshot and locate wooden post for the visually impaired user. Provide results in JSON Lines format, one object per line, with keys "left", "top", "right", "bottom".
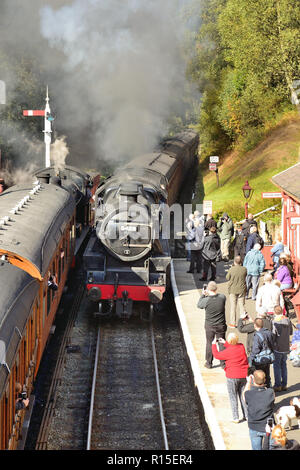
{"left": 215, "top": 168, "right": 219, "bottom": 188}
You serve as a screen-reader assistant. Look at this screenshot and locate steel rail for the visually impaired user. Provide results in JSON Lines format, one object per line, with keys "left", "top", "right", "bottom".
{"left": 86, "top": 327, "right": 101, "bottom": 450}
{"left": 35, "top": 283, "right": 84, "bottom": 450}
{"left": 150, "top": 321, "right": 169, "bottom": 450}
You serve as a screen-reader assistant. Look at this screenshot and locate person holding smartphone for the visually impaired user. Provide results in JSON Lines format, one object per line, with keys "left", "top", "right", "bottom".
{"left": 197, "top": 281, "right": 227, "bottom": 369}
{"left": 212, "top": 332, "right": 248, "bottom": 423}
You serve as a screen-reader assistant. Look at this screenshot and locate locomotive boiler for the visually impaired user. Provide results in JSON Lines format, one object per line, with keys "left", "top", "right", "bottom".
{"left": 84, "top": 130, "right": 199, "bottom": 318}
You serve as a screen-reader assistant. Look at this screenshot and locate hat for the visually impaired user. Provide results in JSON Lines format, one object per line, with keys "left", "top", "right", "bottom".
{"left": 222, "top": 212, "right": 228, "bottom": 218}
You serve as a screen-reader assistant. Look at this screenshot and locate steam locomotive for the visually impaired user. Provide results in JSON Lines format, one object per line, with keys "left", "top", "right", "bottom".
{"left": 0, "top": 165, "right": 98, "bottom": 449}
{"left": 84, "top": 130, "right": 199, "bottom": 318}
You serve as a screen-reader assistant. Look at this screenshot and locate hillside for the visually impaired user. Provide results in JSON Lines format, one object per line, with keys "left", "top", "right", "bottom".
{"left": 196, "top": 113, "right": 300, "bottom": 224}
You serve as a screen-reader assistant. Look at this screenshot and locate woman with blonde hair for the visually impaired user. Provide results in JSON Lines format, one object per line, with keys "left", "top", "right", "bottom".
{"left": 212, "top": 332, "right": 248, "bottom": 423}
{"left": 263, "top": 424, "right": 300, "bottom": 450}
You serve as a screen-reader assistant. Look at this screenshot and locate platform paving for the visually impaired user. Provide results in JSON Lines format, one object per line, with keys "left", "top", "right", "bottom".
{"left": 171, "top": 258, "right": 300, "bottom": 451}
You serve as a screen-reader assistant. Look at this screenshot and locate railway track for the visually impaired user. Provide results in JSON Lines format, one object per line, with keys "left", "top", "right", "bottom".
{"left": 34, "top": 282, "right": 87, "bottom": 449}
{"left": 87, "top": 318, "right": 169, "bottom": 450}
{"left": 32, "top": 299, "right": 212, "bottom": 450}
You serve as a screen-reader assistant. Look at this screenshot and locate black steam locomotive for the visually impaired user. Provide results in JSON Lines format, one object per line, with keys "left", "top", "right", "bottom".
{"left": 84, "top": 130, "right": 199, "bottom": 318}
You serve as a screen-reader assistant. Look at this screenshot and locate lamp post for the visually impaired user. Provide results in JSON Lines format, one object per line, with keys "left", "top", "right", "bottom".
{"left": 242, "top": 180, "right": 254, "bottom": 219}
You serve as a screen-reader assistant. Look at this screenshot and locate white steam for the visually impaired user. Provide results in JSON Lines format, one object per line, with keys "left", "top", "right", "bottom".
{"left": 40, "top": 0, "right": 189, "bottom": 163}
{"left": 51, "top": 136, "right": 69, "bottom": 172}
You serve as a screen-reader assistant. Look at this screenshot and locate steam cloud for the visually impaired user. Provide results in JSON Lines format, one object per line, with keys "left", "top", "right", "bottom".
{"left": 0, "top": 0, "right": 197, "bottom": 171}
{"left": 40, "top": 0, "right": 193, "bottom": 166}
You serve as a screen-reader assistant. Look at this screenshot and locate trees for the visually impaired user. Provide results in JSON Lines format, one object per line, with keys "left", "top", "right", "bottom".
{"left": 188, "top": 0, "right": 300, "bottom": 157}
{"left": 0, "top": 50, "right": 45, "bottom": 169}
{"left": 186, "top": 0, "right": 230, "bottom": 158}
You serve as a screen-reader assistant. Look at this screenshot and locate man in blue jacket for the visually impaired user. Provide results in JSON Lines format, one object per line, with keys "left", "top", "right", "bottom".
{"left": 243, "top": 243, "right": 266, "bottom": 300}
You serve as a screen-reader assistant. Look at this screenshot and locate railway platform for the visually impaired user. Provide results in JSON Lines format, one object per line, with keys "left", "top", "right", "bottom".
{"left": 171, "top": 258, "right": 300, "bottom": 451}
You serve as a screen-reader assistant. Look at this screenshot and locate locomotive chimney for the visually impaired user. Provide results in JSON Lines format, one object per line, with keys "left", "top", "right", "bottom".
{"left": 119, "top": 183, "right": 142, "bottom": 203}
{"left": 37, "top": 173, "right": 51, "bottom": 184}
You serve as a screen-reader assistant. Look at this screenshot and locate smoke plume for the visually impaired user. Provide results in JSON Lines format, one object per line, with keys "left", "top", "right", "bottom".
{"left": 51, "top": 136, "right": 70, "bottom": 172}
{"left": 0, "top": 0, "right": 197, "bottom": 171}
{"left": 39, "top": 0, "right": 191, "bottom": 165}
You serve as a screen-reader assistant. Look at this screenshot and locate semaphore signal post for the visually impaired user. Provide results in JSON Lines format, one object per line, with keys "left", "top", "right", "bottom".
{"left": 23, "top": 86, "right": 54, "bottom": 168}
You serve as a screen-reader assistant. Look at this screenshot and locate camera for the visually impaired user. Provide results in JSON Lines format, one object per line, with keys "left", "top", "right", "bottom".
{"left": 267, "top": 418, "right": 274, "bottom": 428}
{"left": 203, "top": 284, "right": 208, "bottom": 291}
{"left": 20, "top": 391, "right": 27, "bottom": 400}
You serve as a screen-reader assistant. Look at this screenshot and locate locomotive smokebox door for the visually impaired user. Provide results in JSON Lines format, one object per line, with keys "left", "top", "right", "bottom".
{"left": 116, "top": 290, "right": 133, "bottom": 319}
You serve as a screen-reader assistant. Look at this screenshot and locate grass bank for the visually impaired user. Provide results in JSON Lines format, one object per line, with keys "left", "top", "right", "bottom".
{"left": 196, "top": 112, "right": 300, "bottom": 224}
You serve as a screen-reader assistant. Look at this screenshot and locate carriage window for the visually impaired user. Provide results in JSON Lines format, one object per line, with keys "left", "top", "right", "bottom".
{"left": 61, "top": 248, "right": 65, "bottom": 273}
{"left": 43, "top": 290, "right": 46, "bottom": 327}
{"left": 47, "top": 287, "right": 51, "bottom": 316}
{"left": 51, "top": 262, "right": 56, "bottom": 300}
{"left": 65, "top": 236, "right": 68, "bottom": 261}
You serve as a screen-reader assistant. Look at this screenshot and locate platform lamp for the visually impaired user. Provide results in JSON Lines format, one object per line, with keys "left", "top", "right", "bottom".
{"left": 242, "top": 180, "right": 254, "bottom": 219}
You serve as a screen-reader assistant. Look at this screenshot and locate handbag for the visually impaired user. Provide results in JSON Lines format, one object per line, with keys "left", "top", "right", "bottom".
{"left": 253, "top": 331, "right": 275, "bottom": 365}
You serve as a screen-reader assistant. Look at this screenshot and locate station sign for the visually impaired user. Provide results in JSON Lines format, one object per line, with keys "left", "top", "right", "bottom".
{"left": 210, "top": 156, "right": 219, "bottom": 163}
{"left": 23, "top": 110, "right": 45, "bottom": 116}
{"left": 209, "top": 163, "right": 217, "bottom": 171}
{"left": 261, "top": 192, "right": 282, "bottom": 199}
{"left": 203, "top": 200, "right": 213, "bottom": 214}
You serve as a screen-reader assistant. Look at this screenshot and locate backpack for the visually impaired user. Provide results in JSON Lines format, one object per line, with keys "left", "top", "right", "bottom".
{"left": 253, "top": 331, "right": 275, "bottom": 365}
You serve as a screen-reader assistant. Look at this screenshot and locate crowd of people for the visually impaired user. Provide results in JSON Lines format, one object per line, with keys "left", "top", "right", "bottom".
{"left": 191, "top": 211, "right": 299, "bottom": 450}
{"left": 186, "top": 211, "right": 294, "bottom": 290}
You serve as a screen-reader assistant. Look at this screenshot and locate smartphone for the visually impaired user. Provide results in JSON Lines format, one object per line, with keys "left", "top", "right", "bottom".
{"left": 267, "top": 418, "right": 273, "bottom": 427}
{"left": 203, "top": 284, "right": 208, "bottom": 291}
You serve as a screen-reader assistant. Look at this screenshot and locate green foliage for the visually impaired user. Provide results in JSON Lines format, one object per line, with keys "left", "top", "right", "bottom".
{"left": 187, "top": 0, "right": 300, "bottom": 159}
{"left": 0, "top": 50, "right": 45, "bottom": 166}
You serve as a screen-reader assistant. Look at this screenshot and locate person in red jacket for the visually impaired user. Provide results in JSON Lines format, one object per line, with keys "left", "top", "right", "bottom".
{"left": 212, "top": 332, "right": 249, "bottom": 423}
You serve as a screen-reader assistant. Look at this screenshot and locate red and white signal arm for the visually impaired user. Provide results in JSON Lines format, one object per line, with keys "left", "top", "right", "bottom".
{"left": 209, "top": 163, "right": 217, "bottom": 171}
{"left": 261, "top": 192, "right": 282, "bottom": 198}
{"left": 23, "top": 110, "right": 45, "bottom": 116}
